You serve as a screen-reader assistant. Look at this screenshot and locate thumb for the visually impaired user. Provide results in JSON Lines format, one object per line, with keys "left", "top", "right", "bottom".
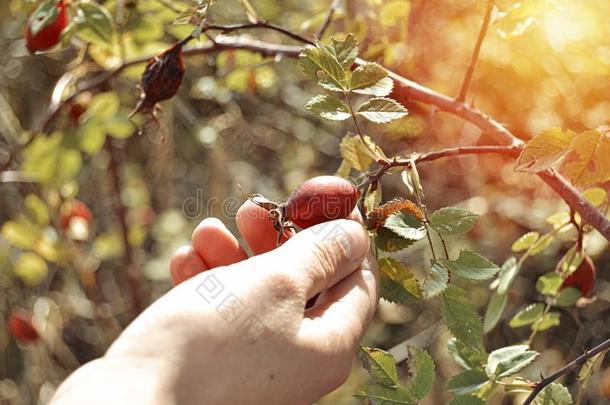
{"left": 265, "top": 219, "right": 370, "bottom": 300}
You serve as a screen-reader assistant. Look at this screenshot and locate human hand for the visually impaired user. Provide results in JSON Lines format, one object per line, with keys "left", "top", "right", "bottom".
{"left": 51, "top": 184, "right": 378, "bottom": 405}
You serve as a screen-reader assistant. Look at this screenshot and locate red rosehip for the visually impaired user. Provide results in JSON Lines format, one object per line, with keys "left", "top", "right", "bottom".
{"left": 8, "top": 309, "right": 39, "bottom": 344}
{"left": 562, "top": 255, "right": 596, "bottom": 297}
{"left": 60, "top": 200, "right": 93, "bottom": 231}
{"left": 284, "top": 176, "right": 360, "bottom": 229}
{"left": 25, "top": 0, "right": 68, "bottom": 54}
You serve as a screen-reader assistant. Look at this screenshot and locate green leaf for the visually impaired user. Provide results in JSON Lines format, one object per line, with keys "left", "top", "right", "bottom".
{"left": 582, "top": 187, "right": 608, "bottom": 207}
{"left": 485, "top": 345, "right": 539, "bottom": 379}
{"left": 496, "top": 257, "right": 520, "bottom": 295}
{"left": 355, "top": 383, "right": 416, "bottom": 405}
{"left": 2, "top": 220, "right": 40, "bottom": 250}
{"left": 383, "top": 210, "right": 426, "bottom": 243}
{"left": 86, "top": 92, "right": 120, "bottom": 120}
{"left": 511, "top": 232, "right": 540, "bottom": 252}
{"left": 529, "top": 232, "right": 556, "bottom": 255}
{"left": 562, "top": 128, "right": 610, "bottom": 187}
{"left": 483, "top": 292, "right": 508, "bottom": 333}
{"left": 78, "top": 120, "right": 106, "bottom": 155}
{"left": 106, "top": 116, "right": 135, "bottom": 139}
{"left": 554, "top": 287, "right": 581, "bottom": 308}
{"left": 515, "top": 127, "right": 574, "bottom": 173}
{"left": 532, "top": 383, "right": 572, "bottom": 405}
{"left": 24, "top": 194, "right": 50, "bottom": 226}
{"left": 76, "top": 3, "right": 115, "bottom": 45}
{"left": 448, "top": 397, "right": 486, "bottom": 405}
{"left": 13, "top": 252, "right": 48, "bottom": 287}
{"left": 531, "top": 312, "right": 560, "bottom": 332}
{"left": 305, "top": 95, "right": 351, "bottom": 121}
{"left": 577, "top": 351, "right": 605, "bottom": 380}
{"left": 422, "top": 261, "right": 449, "bottom": 299}
{"left": 357, "top": 98, "right": 408, "bottom": 124}
{"left": 377, "top": 227, "right": 417, "bottom": 252}
{"left": 536, "top": 272, "right": 563, "bottom": 296}
{"left": 380, "top": 276, "right": 420, "bottom": 304}
{"left": 405, "top": 347, "right": 435, "bottom": 400}
{"left": 447, "top": 338, "right": 487, "bottom": 371}
{"left": 441, "top": 285, "right": 485, "bottom": 353}
{"left": 329, "top": 34, "right": 358, "bottom": 69}
{"left": 430, "top": 207, "right": 479, "bottom": 235}
{"left": 446, "top": 369, "right": 488, "bottom": 396}
{"left": 509, "top": 303, "right": 544, "bottom": 328}
{"left": 440, "top": 251, "right": 499, "bottom": 282}
{"left": 359, "top": 347, "right": 399, "bottom": 388}
{"left": 300, "top": 44, "right": 347, "bottom": 91}
{"left": 546, "top": 212, "right": 570, "bottom": 229}
{"left": 350, "top": 62, "right": 393, "bottom": 96}
{"left": 28, "top": 0, "right": 63, "bottom": 37}
{"left": 379, "top": 257, "right": 422, "bottom": 303}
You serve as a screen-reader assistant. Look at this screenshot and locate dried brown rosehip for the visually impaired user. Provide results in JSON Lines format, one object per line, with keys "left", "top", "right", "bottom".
{"left": 130, "top": 36, "right": 192, "bottom": 118}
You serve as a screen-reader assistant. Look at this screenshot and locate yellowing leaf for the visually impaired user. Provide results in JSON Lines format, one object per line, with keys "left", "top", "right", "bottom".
{"left": 339, "top": 134, "right": 380, "bottom": 171}
{"left": 515, "top": 127, "right": 574, "bottom": 173}
{"left": 13, "top": 252, "right": 48, "bottom": 287}
{"left": 562, "top": 128, "right": 610, "bottom": 187}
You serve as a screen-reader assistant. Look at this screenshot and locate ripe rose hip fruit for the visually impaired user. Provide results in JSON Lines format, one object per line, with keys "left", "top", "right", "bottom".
{"left": 562, "top": 255, "right": 596, "bottom": 297}
{"left": 8, "top": 309, "right": 39, "bottom": 344}
{"left": 284, "top": 176, "right": 360, "bottom": 229}
{"left": 60, "top": 199, "right": 93, "bottom": 231}
{"left": 26, "top": 0, "right": 68, "bottom": 54}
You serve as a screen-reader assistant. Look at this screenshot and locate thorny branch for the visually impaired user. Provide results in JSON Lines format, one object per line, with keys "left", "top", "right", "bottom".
{"left": 523, "top": 337, "right": 610, "bottom": 405}
{"left": 2, "top": 21, "right": 610, "bottom": 246}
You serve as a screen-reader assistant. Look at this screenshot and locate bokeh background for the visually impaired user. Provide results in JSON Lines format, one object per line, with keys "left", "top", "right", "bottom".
{"left": 1, "top": 0, "right": 610, "bottom": 403}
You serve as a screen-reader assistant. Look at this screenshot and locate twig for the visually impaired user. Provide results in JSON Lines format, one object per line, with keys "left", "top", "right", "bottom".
{"left": 523, "top": 337, "right": 610, "bottom": 405}
{"left": 204, "top": 21, "right": 313, "bottom": 44}
{"left": 457, "top": 0, "right": 494, "bottom": 102}
{"left": 106, "top": 139, "right": 143, "bottom": 317}
{"left": 316, "top": 0, "right": 342, "bottom": 39}
{"left": 4, "top": 31, "right": 610, "bottom": 244}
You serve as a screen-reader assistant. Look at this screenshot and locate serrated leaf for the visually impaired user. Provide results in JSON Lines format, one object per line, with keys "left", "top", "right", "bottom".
{"left": 554, "top": 287, "right": 581, "bottom": 307}
{"left": 355, "top": 383, "right": 416, "bottom": 405}
{"left": 529, "top": 232, "right": 556, "bottom": 255}
{"left": 359, "top": 347, "right": 399, "bottom": 388}
{"left": 496, "top": 257, "right": 520, "bottom": 295}
{"left": 430, "top": 207, "right": 479, "bottom": 235}
{"left": 448, "top": 338, "right": 487, "bottom": 371}
{"left": 562, "top": 128, "right": 610, "bottom": 187}
{"left": 446, "top": 369, "right": 488, "bottom": 396}
{"left": 379, "top": 257, "right": 422, "bottom": 302}
{"left": 357, "top": 98, "right": 407, "bottom": 124}
{"left": 300, "top": 45, "right": 347, "bottom": 91}
{"left": 512, "top": 232, "right": 540, "bottom": 252}
{"left": 405, "top": 346, "right": 435, "bottom": 400}
{"left": 515, "top": 128, "right": 574, "bottom": 173}
{"left": 582, "top": 187, "right": 607, "bottom": 207}
{"left": 546, "top": 212, "right": 570, "bottom": 228}
{"left": 484, "top": 292, "right": 508, "bottom": 333}
{"left": 531, "top": 312, "right": 560, "bottom": 332}
{"left": 339, "top": 134, "right": 380, "bottom": 172}
{"left": 577, "top": 351, "right": 606, "bottom": 380}
{"left": 383, "top": 211, "right": 426, "bottom": 243}
{"left": 536, "top": 272, "right": 563, "bottom": 296}
{"left": 376, "top": 227, "right": 415, "bottom": 252}
{"left": 532, "top": 383, "right": 572, "bottom": 405}
{"left": 448, "top": 397, "right": 486, "bottom": 405}
{"left": 350, "top": 62, "right": 393, "bottom": 96}
{"left": 380, "top": 276, "right": 420, "bottom": 304}
{"left": 485, "top": 345, "right": 539, "bottom": 379}
{"left": 509, "top": 303, "right": 544, "bottom": 328}
{"left": 422, "top": 261, "right": 449, "bottom": 299}
{"left": 330, "top": 34, "right": 359, "bottom": 69}
{"left": 440, "top": 251, "right": 499, "bottom": 282}
{"left": 441, "top": 285, "right": 485, "bottom": 353}
{"left": 305, "top": 95, "right": 351, "bottom": 121}
{"left": 76, "top": 3, "right": 115, "bottom": 45}
{"left": 367, "top": 199, "right": 424, "bottom": 231}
